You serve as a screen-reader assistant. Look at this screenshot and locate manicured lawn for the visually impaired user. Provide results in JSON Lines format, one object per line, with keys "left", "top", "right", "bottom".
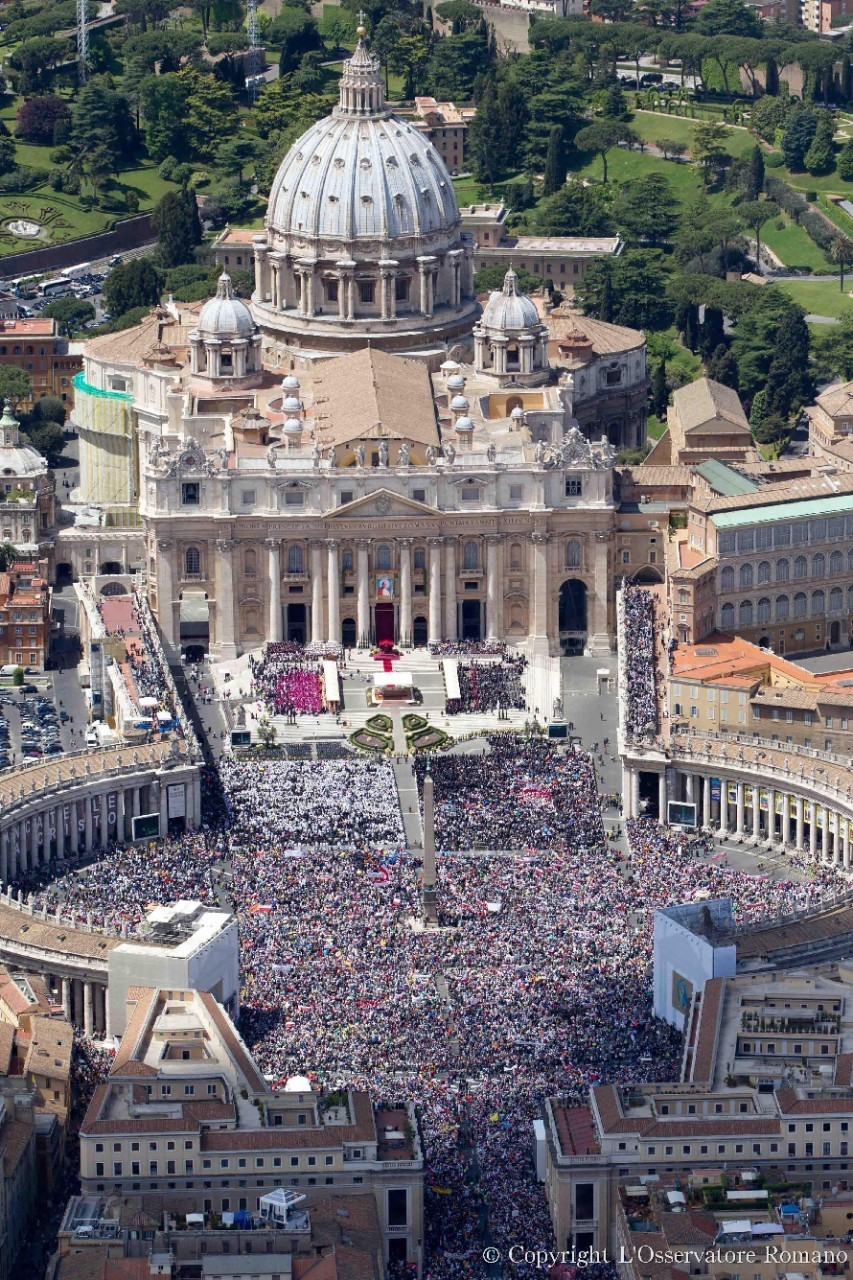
{"left": 0, "top": 191, "right": 110, "bottom": 255}
{"left": 646, "top": 413, "right": 666, "bottom": 439}
{"left": 452, "top": 171, "right": 526, "bottom": 206}
{"left": 777, "top": 278, "right": 853, "bottom": 320}
{"left": 820, "top": 198, "right": 853, "bottom": 237}
{"left": 631, "top": 110, "right": 756, "bottom": 159}
{"left": 568, "top": 145, "right": 708, "bottom": 205}
{"left": 761, "top": 212, "right": 829, "bottom": 273}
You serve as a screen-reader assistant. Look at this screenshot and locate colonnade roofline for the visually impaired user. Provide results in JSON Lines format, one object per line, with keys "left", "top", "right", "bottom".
{"left": 0, "top": 740, "right": 192, "bottom": 814}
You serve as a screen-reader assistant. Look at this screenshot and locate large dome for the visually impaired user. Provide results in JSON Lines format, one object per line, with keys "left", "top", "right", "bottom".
{"left": 198, "top": 272, "right": 256, "bottom": 338}
{"left": 267, "top": 112, "right": 460, "bottom": 242}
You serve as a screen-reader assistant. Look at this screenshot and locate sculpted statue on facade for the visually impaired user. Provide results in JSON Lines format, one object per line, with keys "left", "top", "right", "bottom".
{"left": 398, "top": 441, "right": 410, "bottom": 467}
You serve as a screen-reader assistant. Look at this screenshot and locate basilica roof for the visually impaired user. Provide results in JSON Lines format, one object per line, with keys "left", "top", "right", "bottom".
{"left": 312, "top": 348, "right": 439, "bottom": 449}
{"left": 266, "top": 35, "right": 459, "bottom": 243}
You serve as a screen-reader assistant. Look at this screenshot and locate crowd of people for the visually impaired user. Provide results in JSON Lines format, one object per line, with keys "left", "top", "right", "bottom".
{"left": 622, "top": 583, "right": 661, "bottom": 740}
{"left": 445, "top": 657, "right": 527, "bottom": 717}
{"left": 16, "top": 735, "right": 847, "bottom": 1278}
{"left": 429, "top": 642, "right": 507, "bottom": 658}
{"left": 249, "top": 644, "right": 326, "bottom": 716}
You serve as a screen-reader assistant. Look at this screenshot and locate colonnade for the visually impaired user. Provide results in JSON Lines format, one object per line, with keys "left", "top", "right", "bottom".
{"left": 623, "top": 762, "right": 853, "bottom": 870}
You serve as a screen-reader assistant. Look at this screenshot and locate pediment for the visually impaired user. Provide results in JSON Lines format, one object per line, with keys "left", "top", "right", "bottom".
{"left": 327, "top": 488, "right": 438, "bottom": 518}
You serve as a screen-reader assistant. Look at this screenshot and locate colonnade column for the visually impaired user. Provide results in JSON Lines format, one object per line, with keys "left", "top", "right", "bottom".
{"left": 83, "top": 982, "right": 93, "bottom": 1039}
{"left": 428, "top": 539, "right": 442, "bottom": 646}
{"left": 718, "top": 784, "right": 728, "bottom": 839}
{"left": 356, "top": 540, "right": 370, "bottom": 648}
{"left": 0, "top": 830, "right": 8, "bottom": 885}
{"left": 809, "top": 804, "right": 818, "bottom": 857}
{"left": 736, "top": 783, "right": 745, "bottom": 837}
{"left": 751, "top": 784, "right": 761, "bottom": 841}
{"left": 310, "top": 541, "right": 324, "bottom": 646}
{"left": 485, "top": 535, "right": 501, "bottom": 643}
{"left": 61, "top": 977, "right": 71, "bottom": 1023}
{"left": 84, "top": 799, "right": 93, "bottom": 854}
{"left": 782, "top": 796, "right": 791, "bottom": 848}
{"left": 658, "top": 772, "right": 667, "bottom": 825}
{"left": 844, "top": 820, "right": 851, "bottom": 871}
{"left": 702, "top": 776, "right": 711, "bottom": 829}
{"left": 326, "top": 540, "right": 340, "bottom": 647}
{"left": 266, "top": 540, "right": 283, "bottom": 644}
{"left": 215, "top": 538, "right": 237, "bottom": 660}
{"left": 631, "top": 770, "right": 640, "bottom": 822}
{"left": 399, "top": 540, "right": 412, "bottom": 648}
{"left": 796, "top": 796, "right": 804, "bottom": 851}
{"left": 444, "top": 540, "right": 457, "bottom": 642}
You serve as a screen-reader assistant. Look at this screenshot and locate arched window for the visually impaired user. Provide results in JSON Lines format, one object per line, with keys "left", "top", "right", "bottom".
{"left": 757, "top": 561, "right": 771, "bottom": 584}
{"left": 287, "top": 544, "right": 304, "bottom": 574}
{"left": 463, "top": 540, "right": 478, "bottom": 570}
{"left": 794, "top": 592, "right": 807, "bottom": 618}
{"left": 739, "top": 563, "right": 753, "bottom": 589}
{"left": 813, "top": 553, "right": 826, "bottom": 576}
{"left": 812, "top": 589, "right": 825, "bottom": 615}
{"left": 830, "top": 550, "right": 844, "bottom": 575}
{"left": 244, "top": 548, "right": 257, "bottom": 577}
{"left": 721, "top": 602, "right": 735, "bottom": 630}
{"left": 565, "top": 539, "right": 581, "bottom": 569}
{"left": 775, "top": 558, "right": 789, "bottom": 583}
{"left": 720, "top": 566, "right": 735, "bottom": 591}
{"left": 830, "top": 586, "right": 843, "bottom": 613}
{"left": 376, "top": 545, "right": 392, "bottom": 571}
{"left": 413, "top": 546, "right": 426, "bottom": 570}
{"left": 757, "top": 597, "right": 771, "bottom": 623}
{"left": 775, "top": 594, "right": 789, "bottom": 621}
{"left": 739, "top": 600, "right": 753, "bottom": 627}
{"left": 185, "top": 546, "right": 200, "bottom": 576}
{"left": 794, "top": 556, "right": 808, "bottom": 580}
{"left": 509, "top": 542, "right": 523, "bottom": 570}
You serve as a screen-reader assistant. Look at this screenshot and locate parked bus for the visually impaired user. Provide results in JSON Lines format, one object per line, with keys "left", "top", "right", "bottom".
{"left": 37, "top": 278, "right": 72, "bottom": 298}
{"left": 8, "top": 275, "right": 41, "bottom": 298}
{"left": 60, "top": 262, "right": 92, "bottom": 280}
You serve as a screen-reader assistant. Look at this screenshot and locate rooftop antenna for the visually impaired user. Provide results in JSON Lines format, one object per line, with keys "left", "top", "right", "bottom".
{"left": 77, "top": 0, "right": 88, "bottom": 84}
{"left": 246, "top": 0, "right": 260, "bottom": 103}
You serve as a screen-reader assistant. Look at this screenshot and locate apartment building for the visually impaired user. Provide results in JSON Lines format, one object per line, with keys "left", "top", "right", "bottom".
{"left": 543, "top": 964, "right": 853, "bottom": 1260}
{"left": 79, "top": 986, "right": 424, "bottom": 1273}
{"left": 410, "top": 97, "right": 475, "bottom": 175}
{"left": 0, "top": 558, "right": 51, "bottom": 671}
{"left": 0, "top": 317, "right": 81, "bottom": 408}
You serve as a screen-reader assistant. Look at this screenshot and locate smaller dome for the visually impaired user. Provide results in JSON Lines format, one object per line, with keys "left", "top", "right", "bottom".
{"left": 281, "top": 374, "right": 300, "bottom": 391}
{"left": 510, "top": 405, "right": 525, "bottom": 420}
{"left": 440, "top": 360, "right": 461, "bottom": 373}
{"left": 284, "top": 417, "right": 302, "bottom": 435}
{"left": 455, "top": 416, "right": 474, "bottom": 432}
{"left": 447, "top": 373, "right": 466, "bottom": 391}
{"left": 282, "top": 395, "right": 302, "bottom": 413}
{"left": 481, "top": 267, "right": 540, "bottom": 332}
{"left": 198, "top": 272, "right": 256, "bottom": 339}
{"left": 450, "top": 394, "right": 469, "bottom": 411}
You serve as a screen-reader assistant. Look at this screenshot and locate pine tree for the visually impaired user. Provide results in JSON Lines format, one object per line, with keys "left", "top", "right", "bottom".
{"left": 677, "top": 301, "right": 700, "bottom": 353}
{"left": 466, "top": 81, "right": 503, "bottom": 187}
{"left": 766, "top": 310, "right": 811, "bottom": 417}
{"left": 651, "top": 360, "right": 668, "bottom": 417}
{"left": 700, "top": 307, "right": 725, "bottom": 360}
{"left": 707, "top": 344, "right": 739, "bottom": 390}
{"left": 542, "top": 126, "right": 566, "bottom": 198}
{"left": 749, "top": 388, "right": 768, "bottom": 434}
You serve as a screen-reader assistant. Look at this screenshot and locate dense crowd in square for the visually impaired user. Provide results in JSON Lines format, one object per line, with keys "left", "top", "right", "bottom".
{"left": 622, "top": 583, "right": 661, "bottom": 740}
{"left": 445, "top": 657, "right": 527, "bottom": 717}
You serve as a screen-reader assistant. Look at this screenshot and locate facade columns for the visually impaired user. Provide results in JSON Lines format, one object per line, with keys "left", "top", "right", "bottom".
{"left": 336, "top": 262, "right": 354, "bottom": 321}
{"left": 356, "top": 540, "right": 370, "bottom": 648}
{"left": 417, "top": 256, "right": 437, "bottom": 317}
{"left": 444, "top": 540, "right": 457, "bottom": 642}
{"left": 485, "top": 535, "right": 501, "bottom": 643}
{"left": 99, "top": 796, "right": 108, "bottom": 851}
{"left": 428, "top": 539, "right": 442, "bottom": 646}
{"left": 589, "top": 534, "right": 611, "bottom": 656}
{"left": 326, "top": 540, "right": 340, "bottom": 646}
{"left": 399, "top": 540, "right": 412, "bottom": 648}
{"left": 215, "top": 538, "right": 237, "bottom": 660}
{"left": 767, "top": 789, "right": 776, "bottom": 843}
{"left": 736, "top": 783, "right": 745, "bottom": 836}
{"left": 782, "top": 795, "right": 791, "bottom": 848}
{"left": 530, "top": 532, "right": 550, "bottom": 656}
{"left": 266, "top": 540, "right": 283, "bottom": 644}
{"left": 0, "top": 830, "right": 8, "bottom": 886}
{"left": 809, "top": 804, "right": 818, "bottom": 857}
{"left": 844, "top": 820, "right": 851, "bottom": 871}
{"left": 83, "top": 982, "right": 93, "bottom": 1039}
{"left": 379, "top": 260, "right": 398, "bottom": 320}
{"left": 796, "top": 796, "right": 805, "bottom": 851}
{"left": 84, "top": 798, "right": 93, "bottom": 853}
{"left": 658, "top": 772, "right": 667, "bottom": 824}
{"left": 751, "top": 785, "right": 761, "bottom": 841}
{"left": 702, "top": 775, "right": 711, "bottom": 828}
{"left": 156, "top": 539, "right": 176, "bottom": 650}
{"left": 631, "top": 770, "right": 640, "bottom": 821}
{"left": 685, "top": 774, "right": 694, "bottom": 804}
{"left": 310, "top": 541, "right": 324, "bottom": 646}
{"left": 718, "top": 784, "right": 728, "bottom": 838}
{"left": 61, "top": 977, "right": 71, "bottom": 1022}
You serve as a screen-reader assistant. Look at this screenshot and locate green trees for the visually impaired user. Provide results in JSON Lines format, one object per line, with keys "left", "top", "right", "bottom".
{"left": 69, "top": 78, "right": 134, "bottom": 169}
{"left": 838, "top": 140, "right": 853, "bottom": 182}
{"left": 542, "top": 126, "right": 567, "bottom": 197}
{"left": 651, "top": 360, "right": 668, "bottom": 417}
{"left": 803, "top": 113, "right": 835, "bottom": 176}
{"left": 15, "top": 95, "right": 70, "bottom": 145}
{"left": 22, "top": 418, "right": 64, "bottom": 462}
{"left": 152, "top": 190, "right": 202, "bottom": 269}
{"left": 273, "top": 7, "right": 322, "bottom": 74}
{"left": 530, "top": 180, "right": 613, "bottom": 236}
{"left": 575, "top": 251, "right": 673, "bottom": 329}
{"left": 781, "top": 109, "right": 817, "bottom": 172}
{"left": 613, "top": 173, "right": 678, "bottom": 247}
{"left": 828, "top": 235, "right": 853, "bottom": 292}
{"left": 0, "top": 369, "right": 31, "bottom": 406}
{"left": 466, "top": 82, "right": 503, "bottom": 187}
{"left": 694, "top": 0, "right": 761, "bottom": 37}
{"left": 139, "top": 73, "right": 187, "bottom": 162}
{"left": 103, "top": 259, "right": 164, "bottom": 318}
{"left": 177, "top": 67, "right": 238, "bottom": 163}
{"left": 42, "top": 298, "right": 96, "bottom": 336}
{"left": 742, "top": 144, "right": 765, "bottom": 201}
{"left": 574, "top": 121, "right": 637, "bottom": 183}
{"left": 474, "top": 264, "right": 542, "bottom": 293}
{"left": 691, "top": 119, "right": 732, "bottom": 186}
{"left": 737, "top": 199, "right": 779, "bottom": 269}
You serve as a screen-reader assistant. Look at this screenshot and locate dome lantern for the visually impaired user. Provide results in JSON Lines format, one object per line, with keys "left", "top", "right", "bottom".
{"left": 190, "top": 272, "right": 262, "bottom": 381}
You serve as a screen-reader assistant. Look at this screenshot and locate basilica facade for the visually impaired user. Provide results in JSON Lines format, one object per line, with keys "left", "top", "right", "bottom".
{"left": 67, "top": 30, "right": 651, "bottom": 661}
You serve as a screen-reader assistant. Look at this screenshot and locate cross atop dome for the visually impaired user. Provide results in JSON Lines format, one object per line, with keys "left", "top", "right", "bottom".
{"left": 337, "top": 15, "right": 386, "bottom": 116}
